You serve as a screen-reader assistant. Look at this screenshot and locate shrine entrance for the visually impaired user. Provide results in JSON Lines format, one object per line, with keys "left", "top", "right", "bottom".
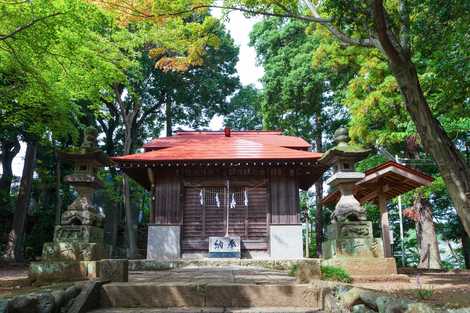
{"left": 181, "top": 182, "right": 269, "bottom": 255}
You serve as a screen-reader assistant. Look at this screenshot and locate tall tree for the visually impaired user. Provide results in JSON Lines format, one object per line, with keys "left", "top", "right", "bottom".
{"left": 168, "top": 0, "right": 470, "bottom": 237}
{"left": 248, "top": 18, "right": 348, "bottom": 256}
{"left": 224, "top": 85, "right": 263, "bottom": 130}
{"left": 4, "top": 141, "right": 37, "bottom": 261}
{"left": 0, "top": 0, "right": 142, "bottom": 261}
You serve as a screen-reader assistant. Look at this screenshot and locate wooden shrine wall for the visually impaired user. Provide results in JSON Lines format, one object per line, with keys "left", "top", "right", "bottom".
{"left": 151, "top": 167, "right": 302, "bottom": 246}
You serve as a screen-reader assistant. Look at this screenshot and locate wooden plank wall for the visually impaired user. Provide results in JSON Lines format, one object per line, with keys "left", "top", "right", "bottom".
{"left": 270, "top": 168, "right": 300, "bottom": 224}
{"left": 154, "top": 174, "right": 180, "bottom": 224}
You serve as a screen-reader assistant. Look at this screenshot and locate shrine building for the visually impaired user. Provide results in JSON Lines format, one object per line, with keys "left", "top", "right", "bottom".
{"left": 112, "top": 129, "right": 326, "bottom": 259}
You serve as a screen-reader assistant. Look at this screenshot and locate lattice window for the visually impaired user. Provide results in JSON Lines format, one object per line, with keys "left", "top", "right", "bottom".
{"left": 229, "top": 187, "right": 248, "bottom": 208}
{"left": 201, "top": 187, "right": 225, "bottom": 207}
{"left": 198, "top": 186, "right": 248, "bottom": 208}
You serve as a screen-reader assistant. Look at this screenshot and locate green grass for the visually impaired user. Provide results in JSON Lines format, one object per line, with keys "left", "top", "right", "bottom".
{"left": 320, "top": 265, "right": 353, "bottom": 283}
{"left": 416, "top": 287, "right": 433, "bottom": 300}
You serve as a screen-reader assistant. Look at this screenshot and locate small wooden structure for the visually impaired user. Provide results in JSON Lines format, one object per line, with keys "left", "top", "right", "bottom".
{"left": 112, "top": 130, "right": 326, "bottom": 259}
{"left": 322, "top": 161, "right": 433, "bottom": 257}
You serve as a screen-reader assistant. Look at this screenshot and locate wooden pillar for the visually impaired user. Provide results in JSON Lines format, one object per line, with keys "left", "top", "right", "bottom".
{"left": 147, "top": 168, "right": 156, "bottom": 223}
{"left": 378, "top": 187, "right": 392, "bottom": 258}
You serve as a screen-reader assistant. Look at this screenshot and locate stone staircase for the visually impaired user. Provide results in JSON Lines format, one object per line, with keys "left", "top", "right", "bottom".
{"left": 89, "top": 281, "right": 324, "bottom": 313}
{"left": 89, "top": 305, "right": 321, "bottom": 312}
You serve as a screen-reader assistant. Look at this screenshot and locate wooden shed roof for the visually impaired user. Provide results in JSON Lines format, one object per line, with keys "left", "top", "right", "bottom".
{"left": 321, "top": 161, "right": 433, "bottom": 205}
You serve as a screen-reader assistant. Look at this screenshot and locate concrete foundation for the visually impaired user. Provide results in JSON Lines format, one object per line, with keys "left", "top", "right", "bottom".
{"left": 269, "top": 225, "right": 303, "bottom": 259}
{"left": 147, "top": 225, "right": 181, "bottom": 260}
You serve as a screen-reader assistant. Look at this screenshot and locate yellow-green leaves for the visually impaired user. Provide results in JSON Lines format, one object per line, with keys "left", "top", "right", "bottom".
{"left": 91, "top": 0, "right": 220, "bottom": 72}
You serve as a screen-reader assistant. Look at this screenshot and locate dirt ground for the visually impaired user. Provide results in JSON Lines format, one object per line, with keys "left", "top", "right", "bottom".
{"left": 353, "top": 269, "right": 470, "bottom": 309}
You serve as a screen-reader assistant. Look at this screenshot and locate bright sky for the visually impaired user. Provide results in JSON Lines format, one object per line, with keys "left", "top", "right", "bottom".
{"left": 209, "top": 10, "right": 264, "bottom": 130}
{"left": 4, "top": 12, "right": 264, "bottom": 177}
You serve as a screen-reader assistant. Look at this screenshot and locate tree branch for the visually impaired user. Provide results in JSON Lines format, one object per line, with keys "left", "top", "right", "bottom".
{"left": 136, "top": 4, "right": 331, "bottom": 24}
{"left": 0, "top": 12, "right": 63, "bottom": 41}
{"left": 302, "top": 0, "right": 377, "bottom": 48}
{"left": 372, "top": 0, "right": 405, "bottom": 66}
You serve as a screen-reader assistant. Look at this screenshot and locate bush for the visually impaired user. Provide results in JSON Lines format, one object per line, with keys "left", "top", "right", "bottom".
{"left": 321, "top": 265, "right": 352, "bottom": 283}
{"left": 288, "top": 263, "right": 299, "bottom": 277}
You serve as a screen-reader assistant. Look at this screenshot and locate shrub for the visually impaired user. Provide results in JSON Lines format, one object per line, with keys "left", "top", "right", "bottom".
{"left": 321, "top": 265, "right": 352, "bottom": 283}
{"left": 288, "top": 263, "right": 299, "bottom": 277}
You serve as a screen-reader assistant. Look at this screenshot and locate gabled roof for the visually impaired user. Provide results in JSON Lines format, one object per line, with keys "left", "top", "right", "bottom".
{"left": 114, "top": 135, "right": 321, "bottom": 163}
{"left": 321, "top": 161, "right": 433, "bottom": 205}
{"left": 143, "top": 130, "right": 311, "bottom": 151}
{"left": 111, "top": 130, "right": 325, "bottom": 190}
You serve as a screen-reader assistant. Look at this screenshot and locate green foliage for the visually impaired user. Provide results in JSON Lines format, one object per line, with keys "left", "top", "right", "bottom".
{"left": 224, "top": 85, "right": 263, "bottom": 130}
{"left": 249, "top": 18, "right": 348, "bottom": 141}
{"left": 288, "top": 263, "right": 299, "bottom": 277}
{"left": 416, "top": 286, "right": 434, "bottom": 300}
{"left": 320, "top": 265, "right": 352, "bottom": 283}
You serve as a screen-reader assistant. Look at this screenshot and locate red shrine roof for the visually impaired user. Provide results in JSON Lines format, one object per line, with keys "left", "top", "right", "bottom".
{"left": 143, "top": 130, "right": 311, "bottom": 151}
{"left": 112, "top": 130, "right": 321, "bottom": 164}
{"left": 321, "top": 161, "right": 433, "bottom": 205}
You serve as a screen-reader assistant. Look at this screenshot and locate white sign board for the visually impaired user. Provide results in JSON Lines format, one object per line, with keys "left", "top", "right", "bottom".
{"left": 208, "top": 236, "right": 241, "bottom": 258}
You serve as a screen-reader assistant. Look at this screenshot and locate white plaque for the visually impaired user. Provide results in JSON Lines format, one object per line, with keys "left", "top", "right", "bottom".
{"left": 208, "top": 236, "right": 241, "bottom": 258}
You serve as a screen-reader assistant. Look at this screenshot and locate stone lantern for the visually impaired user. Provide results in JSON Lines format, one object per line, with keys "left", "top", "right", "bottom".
{"left": 320, "top": 128, "right": 385, "bottom": 261}
{"left": 30, "top": 127, "right": 113, "bottom": 282}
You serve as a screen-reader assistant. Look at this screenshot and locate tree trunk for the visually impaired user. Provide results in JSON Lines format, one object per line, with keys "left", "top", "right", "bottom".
{"left": 55, "top": 154, "right": 62, "bottom": 225}
{"left": 165, "top": 101, "right": 173, "bottom": 137}
{"left": 314, "top": 127, "right": 323, "bottom": 257}
{"left": 4, "top": 140, "right": 37, "bottom": 262}
{"left": 372, "top": 0, "right": 470, "bottom": 238}
{"left": 0, "top": 137, "right": 21, "bottom": 206}
{"left": 123, "top": 126, "right": 138, "bottom": 258}
{"left": 413, "top": 193, "right": 441, "bottom": 269}
{"left": 462, "top": 230, "right": 470, "bottom": 269}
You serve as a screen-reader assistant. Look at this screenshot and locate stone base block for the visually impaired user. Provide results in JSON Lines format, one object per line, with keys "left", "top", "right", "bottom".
{"left": 296, "top": 261, "right": 321, "bottom": 283}
{"left": 53, "top": 225, "right": 103, "bottom": 243}
{"left": 29, "top": 261, "right": 99, "bottom": 283}
{"left": 147, "top": 225, "right": 181, "bottom": 260}
{"left": 270, "top": 225, "right": 303, "bottom": 259}
{"left": 322, "top": 238, "right": 384, "bottom": 259}
{"left": 326, "top": 221, "right": 373, "bottom": 241}
{"left": 98, "top": 259, "right": 128, "bottom": 282}
{"left": 321, "top": 257, "right": 397, "bottom": 276}
{"left": 42, "top": 242, "right": 105, "bottom": 261}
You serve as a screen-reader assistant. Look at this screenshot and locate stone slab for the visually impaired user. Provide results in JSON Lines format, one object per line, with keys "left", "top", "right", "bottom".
{"left": 147, "top": 225, "right": 181, "bottom": 260}
{"left": 101, "top": 284, "right": 205, "bottom": 307}
{"left": 101, "top": 283, "right": 322, "bottom": 309}
{"left": 270, "top": 225, "right": 303, "bottom": 259}
{"left": 98, "top": 259, "right": 128, "bottom": 282}
{"left": 29, "top": 261, "right": 99, "bottom": 283}
{"left": 129, "top": 259, "right": 320, "bottom": 272}
{"left": 321, "top": 257, "right": 397, "bottom": 276}
{"left": 88, "top": 308, "right": 320, "bottom": 313}
{"left": 54, "top": 225, "right": 104, "bottom": 243}
{"left": 42, "top": 242, "right": 106, "bottom": 261}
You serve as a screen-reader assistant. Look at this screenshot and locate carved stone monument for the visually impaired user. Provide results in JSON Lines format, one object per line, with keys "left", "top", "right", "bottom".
{"left": 320, "top": 128, "right": 397, "bottom": 275}
{"left": 30, "top": 127, "right": 111, "bottom": 283}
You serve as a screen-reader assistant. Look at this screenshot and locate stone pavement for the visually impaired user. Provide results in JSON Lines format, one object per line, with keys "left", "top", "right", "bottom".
{"left": 91, "top": 308, "right": 321, "bottom": 313}
{"left": 129, "top": 266, "right": 296, "bottom": 285}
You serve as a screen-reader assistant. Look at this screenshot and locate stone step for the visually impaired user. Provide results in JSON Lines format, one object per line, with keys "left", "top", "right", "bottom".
{"left": 91, "top": 307, "right": 322, "bottom": 313}
{"left": 100, "top": 283, "right": 323, "bottom": 309}
{"left": 129, "top": 259, "right": 320, "bottom": 272}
